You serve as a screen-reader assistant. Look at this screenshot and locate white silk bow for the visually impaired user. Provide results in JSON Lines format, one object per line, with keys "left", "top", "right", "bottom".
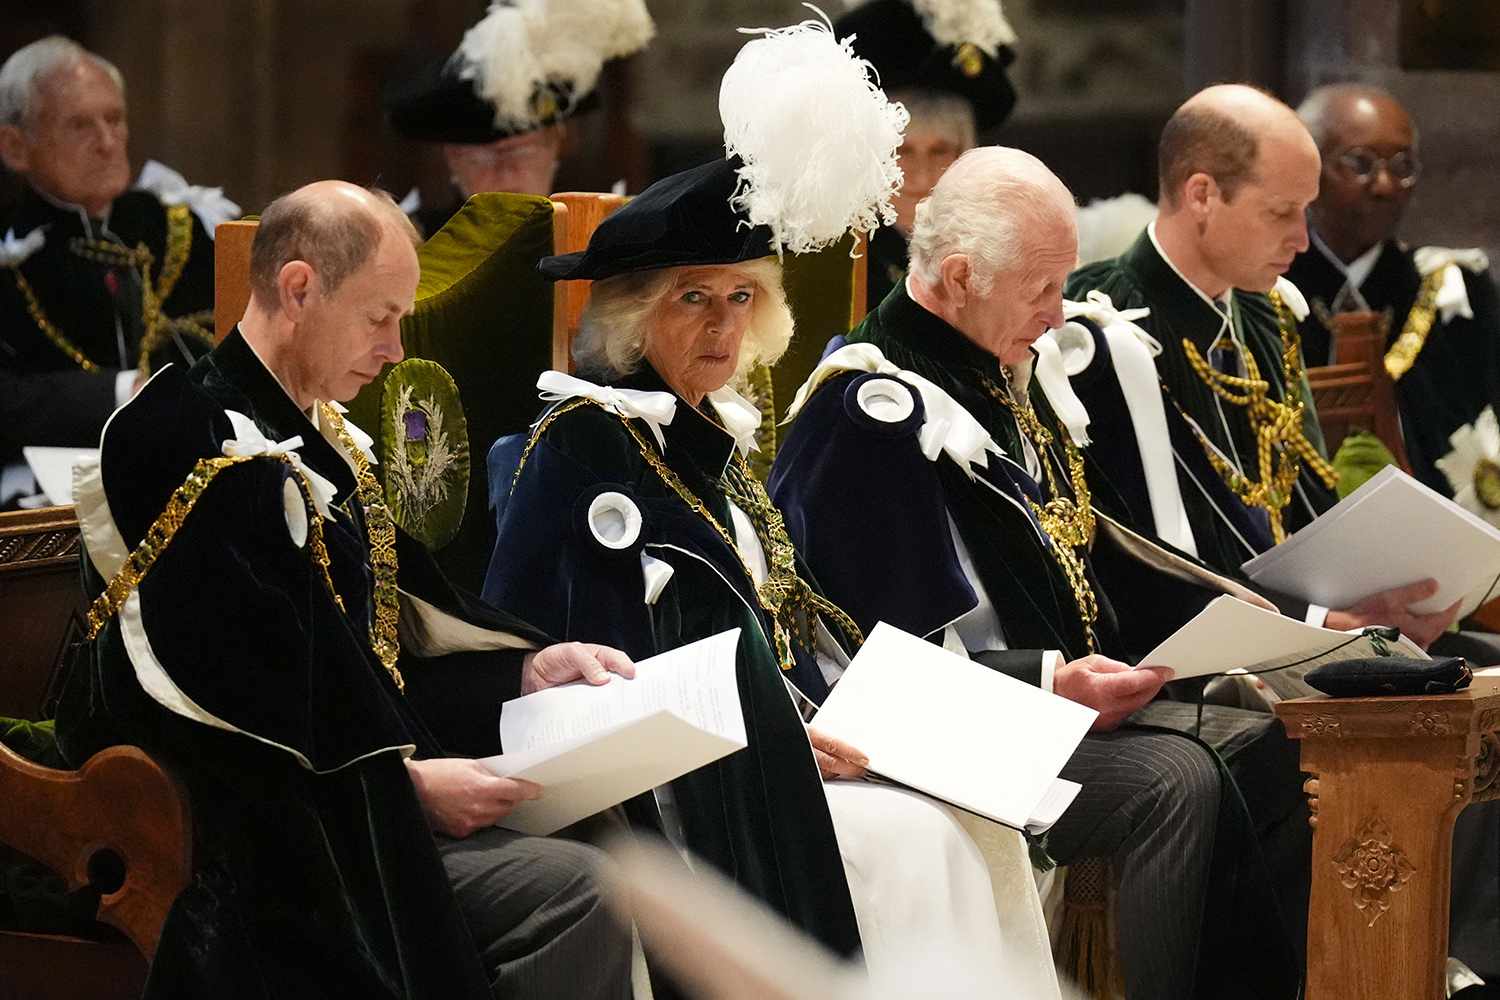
{"left": 706, "top": 386, "right": 763, "bottom": 456}
{"left": 537, "top": 370, "right": 678, "bottom": 452}
{"left": 1063, "top": 290, "right": 1158, "bottom": 353}
{"left": 221, "top": 410, "right": 338, "bottom": 517}
{"left": 1416, "top": 247, "right": 1491, "bottom": 324}
{"left": 0, "top": 227, "right": 45, "bottom": 267}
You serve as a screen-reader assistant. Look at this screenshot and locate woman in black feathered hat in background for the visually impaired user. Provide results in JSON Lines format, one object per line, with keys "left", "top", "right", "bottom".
{"left": 836, "top": 0, "right": 1020, "bottom": 311}
{"left": 481, "top": 11, "right": 1062, "bottom": 996}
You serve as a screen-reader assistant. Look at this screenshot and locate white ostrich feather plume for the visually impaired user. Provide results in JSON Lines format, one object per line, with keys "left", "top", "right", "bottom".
{"left": 840, "top": 0, "right": 1016, "bottom": 54}
{"left": 454, "top": 0, "right": 655, "bottom": 132}
{"left": 721, "top": 5, "right": 909, "bottom": 255}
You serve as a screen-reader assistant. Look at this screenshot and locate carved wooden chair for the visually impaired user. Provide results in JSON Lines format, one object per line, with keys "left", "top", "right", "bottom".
{"left": 0, "top": 508, "right": 191, "bottom": 1000}
{"left": 1305, "top": 309, "right": 1411, "bottom": 469}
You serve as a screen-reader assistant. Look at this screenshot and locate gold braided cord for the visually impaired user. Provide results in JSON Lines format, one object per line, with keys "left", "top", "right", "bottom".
{"left": 8, "top": 265, "right": 100, "bottom": 372}
{"left": 320, "top": 404, "right": 405, "bottom": 692}
{"left": 512, "top": 397, "right": 863, "bottom": 669}
{"left": 1180, "top": 290, "right": 1338, "bottom": 543}
{"left": 86, "top": 454, "right": 346, "bottom": 640}
{"left": 1383, "top": 267, "right": 1445, "bottom": 381}
{"left": 981, "top": 372, "right": 1099, "bottom": 653}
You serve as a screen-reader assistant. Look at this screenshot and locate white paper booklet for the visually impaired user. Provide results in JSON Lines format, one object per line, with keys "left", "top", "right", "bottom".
{"left": 23, "top": 446, "right": 97, "bottom": 506}
{"left": 480, "top": 628, "right": 747, "bottom": 835}
{"left": 1138, "top": 595, "right": 1427, "bottom": 681}
{"left": 1241, "top": 465, "right": 1500, "bottom": 616}
{"left": 812, "top": 622, "right": 1096, "bottom": 834}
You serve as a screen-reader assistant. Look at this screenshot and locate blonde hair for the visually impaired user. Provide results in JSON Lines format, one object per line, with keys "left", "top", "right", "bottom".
{"left": 573, "top": 257, "right": 794, "bottom": 382}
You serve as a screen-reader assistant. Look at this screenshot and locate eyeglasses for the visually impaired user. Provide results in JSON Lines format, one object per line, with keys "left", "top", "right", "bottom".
{"left": 1336, "top": 147, "right": 1421, "bottom": 188}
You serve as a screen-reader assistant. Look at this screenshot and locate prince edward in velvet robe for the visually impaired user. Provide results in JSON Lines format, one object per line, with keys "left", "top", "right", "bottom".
{"left": 55, "top": 328, "right": 575, "bottom": 999}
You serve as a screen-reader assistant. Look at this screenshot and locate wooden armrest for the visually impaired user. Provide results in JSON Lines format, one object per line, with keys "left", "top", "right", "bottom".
{"left": 0, "top": 742, "right": 191, "bottom": 960}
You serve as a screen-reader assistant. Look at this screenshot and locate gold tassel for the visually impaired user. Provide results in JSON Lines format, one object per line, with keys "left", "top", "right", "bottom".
{"left": 1053, "top": 859, "right": 1123, "bottom": 999}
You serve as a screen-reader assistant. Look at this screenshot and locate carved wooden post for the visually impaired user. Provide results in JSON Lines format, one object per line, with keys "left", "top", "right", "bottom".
{"left": 1277, "top": 681, "right": 1500, "bottom": 999}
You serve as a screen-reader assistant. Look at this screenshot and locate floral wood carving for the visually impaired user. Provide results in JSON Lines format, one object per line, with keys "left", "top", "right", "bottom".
{"left": 1410, "top": 711, "right": 1452, "bottom": 736}
{"left": 1475, "top": 734, "right": 1500, "bottom": 803}
{"left": 1302, "top": 715, "right": 1342, "bottom": 737}
{"left": 1479, "top": 708, "right": 1500, "bottom": 735}
{"left": 1332, "top": 817, "right": 1416, "bottom": 926}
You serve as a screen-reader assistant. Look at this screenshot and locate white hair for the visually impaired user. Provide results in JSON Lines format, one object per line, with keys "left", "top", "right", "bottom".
{"left": 908, "top": 146, "right": 1075, "bottom": 295}
{"left": 574, "top": 258, "right": 794, "bottom": 383}
{"left": 0, "top": 36, "right": 125, "bottom": 128}
{"left": 892, "top": 87, "right": 976, "bottom": 154}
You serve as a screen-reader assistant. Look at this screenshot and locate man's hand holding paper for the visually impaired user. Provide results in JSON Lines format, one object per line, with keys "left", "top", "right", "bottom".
{"left": 1054, "top": 655, "right": 1174, "bottom": 732}
{"left": 1322, "top": 578, "right": 1460, "bottom": 650}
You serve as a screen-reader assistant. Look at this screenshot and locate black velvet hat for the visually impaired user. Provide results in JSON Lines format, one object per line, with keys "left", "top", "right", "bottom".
{"left": 835, "top": 0, "right": 1018, "bottom": 132}
{"left": 538, "top": 159, "right": 774, "bottom": 281}
{"left": 383, "top": 57, "right": 587, "bottom": 144}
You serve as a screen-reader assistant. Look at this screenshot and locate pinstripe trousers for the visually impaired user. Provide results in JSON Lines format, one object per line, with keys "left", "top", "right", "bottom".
{"left": 436, "top": 828, "right": 634, "bottom": 999}
{"left": 1046, "top": 704, "right": 1303, "bottom": 1000}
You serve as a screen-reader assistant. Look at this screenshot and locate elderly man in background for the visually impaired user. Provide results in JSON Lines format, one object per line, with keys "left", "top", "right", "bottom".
{"left": 0, "top": 35, "right": 219, "bottom": 506}
{"left": 1289, "top": 83, "right": 1500, "bottom": 499}
{"left": 772, "top": 145, "right": 1302, "bottom": 1000}
{"left": 56, "top": 180, "right": 635, "bottom": 998}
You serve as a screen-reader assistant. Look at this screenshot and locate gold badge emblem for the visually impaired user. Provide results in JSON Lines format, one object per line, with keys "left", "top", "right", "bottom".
{"left": 952, "top": 43, "right": 984, "bottom": 79}
{"left": 1475, "top": 457, "right": 1500, "bottom": 510}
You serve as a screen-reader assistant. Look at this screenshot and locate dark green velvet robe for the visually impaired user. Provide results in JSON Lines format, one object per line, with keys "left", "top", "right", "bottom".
{"left": 1067, "top": 229, "right": 1339, "bottom": 576}
{"left": 57, "top": 329, "right": 548, "bottom": 998}
{"left": 482, "top": 364, "right": 864, "bottom": 961}
{"left": 1288, "top": 237, "right": 1500, "bottom": 495}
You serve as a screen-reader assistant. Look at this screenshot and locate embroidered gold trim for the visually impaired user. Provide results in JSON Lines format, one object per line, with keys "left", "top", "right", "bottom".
{"left": 320, "top": 403, "right": 405, "bottom": 692}
{"left": 983, "top": 370, "right": 1100, "bottom": 653}
{"left": 513, "top": 398, "right": 864, "bottom": 669}
{"left": 86, "top": 454, "right": 344, "bottom": 640}
{"left": 1383, "top": 268, "right": 1445, "bottom": 381}
{"left": 1181, "top": 290, "right": 1338, "bottom": 543}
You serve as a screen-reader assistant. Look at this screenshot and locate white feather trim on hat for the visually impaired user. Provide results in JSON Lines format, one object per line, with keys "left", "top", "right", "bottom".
{"left": 720, "top": 5, "right": 909, "bottom": 255}
{"left": 840, "top": 0, "right": 1017, "bottom": 54}
{"left": 454, "top": 0, "right": 655, "bottom": 132}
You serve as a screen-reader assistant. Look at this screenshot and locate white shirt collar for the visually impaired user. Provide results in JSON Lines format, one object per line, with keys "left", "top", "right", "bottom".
{"left": 1147, "top": 219, "right": 1236, "bottom": 315}
{"left": 1311, "top": 228, "right": 1383, "bottom": 294}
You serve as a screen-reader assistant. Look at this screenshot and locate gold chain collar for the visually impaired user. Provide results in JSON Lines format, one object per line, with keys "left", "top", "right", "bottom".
{"left": 980, "top": 369, "right": 1099, "bottom": 652}
{"left": 1179, "top": 290, "right": 1338, "bottom": 543}
{"left": 6, "top": 204, "right": 210, "bottom": 376}
{"left": 1383, "top": 267, "right": 1446, "bottom": 381}
{"left": 319, "top": 403, "right": 405, "bottom": 691}
{"left": 512, "top": 398, "right": 864, "bottom": 670}
{"left": 86, "top": 454, "right": 346, "bottom": 641}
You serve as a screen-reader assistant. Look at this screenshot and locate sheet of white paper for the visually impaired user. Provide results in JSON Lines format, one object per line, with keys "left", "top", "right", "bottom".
{"left": 1026, "top": 779, "right": 1082, "bottom": 836}
{"left": 813, "top": 622, "right": 1096, "bottom": 832}
{"left": 481, "top": 629, "right": 746, "bottom": 835}
{"left": 23, "top": 446, "right": 96, "bottom": 506}
{"left": 487, "top": 711, "right": 745, "bottom": 835}
{"left": 1138, "top": 595, "right": 1428, "bottom": 680}
{"left": 1241, "top": 466, "right": 1500, "bottom": 615}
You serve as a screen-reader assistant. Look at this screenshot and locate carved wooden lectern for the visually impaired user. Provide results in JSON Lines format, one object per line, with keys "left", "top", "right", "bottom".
{"left": 1276, "top": 678, "right": 1500, "bottom": 999}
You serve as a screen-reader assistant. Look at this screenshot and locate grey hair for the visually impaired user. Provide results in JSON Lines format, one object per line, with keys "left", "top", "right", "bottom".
{"left": 891, "top": 87, "right": 976, "bottom": 153}
{"left": 908, "top": 147, "right": 1075, "bottom": 296}
{"left": 574, "top": 258, "right": 794, "bottom": 382}
{"left": 1297, "top": 82, "right": 1420, "bottom": 154}
{"left": 0, "top": 36, "right": 125, "bottom": 128}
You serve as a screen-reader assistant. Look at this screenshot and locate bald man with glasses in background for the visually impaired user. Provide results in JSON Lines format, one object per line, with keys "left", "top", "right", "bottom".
{"left": 1289, "top": 83, "right": 1500, "bottom": 498}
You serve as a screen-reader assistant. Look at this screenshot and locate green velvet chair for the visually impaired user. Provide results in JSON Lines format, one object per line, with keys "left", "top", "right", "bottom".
{"left": 344, "top": 193, "right": 557, "bottom": 591}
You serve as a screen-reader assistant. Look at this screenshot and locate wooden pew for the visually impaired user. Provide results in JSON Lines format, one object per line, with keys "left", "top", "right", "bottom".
{"left": 1306, "top": 309, "right": 1411, "bottom": 470}
{"left": 0, "top": 507, "right": 190, "bottom": 999}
